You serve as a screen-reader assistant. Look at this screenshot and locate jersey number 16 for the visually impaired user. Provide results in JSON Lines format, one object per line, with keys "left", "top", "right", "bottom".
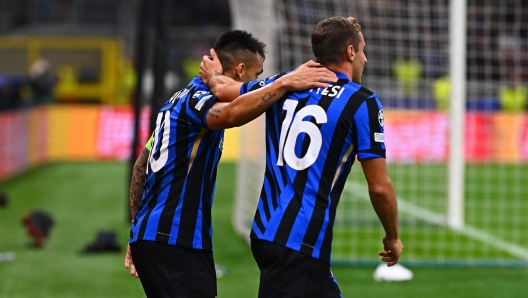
{"left": 277, "top": 99, "right": 327, "bottom": 171}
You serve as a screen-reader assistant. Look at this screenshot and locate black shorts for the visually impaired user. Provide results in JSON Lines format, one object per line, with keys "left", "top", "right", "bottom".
{"left": 251, "top": 239, "right": 342, "bottom": 298}
{"left": 130, "top": 240, "right": 217, "bottom": 298}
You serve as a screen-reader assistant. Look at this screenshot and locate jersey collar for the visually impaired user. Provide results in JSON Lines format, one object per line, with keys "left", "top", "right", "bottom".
{"left": 190, "top": 76, "right": 204, "bottom": 86}
{"left": 333, "top": 71, "right": 363, "bottom": 89}
{"left": 334, "top": 72, "right": 349, "bottom": 81}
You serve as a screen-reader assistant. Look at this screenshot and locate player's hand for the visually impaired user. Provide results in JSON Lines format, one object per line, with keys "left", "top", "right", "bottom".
{"left": 124, "top": 244, "right": 139, "bottom": 278}
{"left": 378, "top": 235, "right": 403, "bottom": 267}
{"left": 279, "top": 60, "right": 338, "bottom": 91}
{"left": 200, "top": 48, "right": 223, "bottom": 84}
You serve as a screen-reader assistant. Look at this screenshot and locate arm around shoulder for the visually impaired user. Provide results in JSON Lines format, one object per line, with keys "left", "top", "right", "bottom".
{"left": 205, "top": 79, "right": 289, "bottom": 130}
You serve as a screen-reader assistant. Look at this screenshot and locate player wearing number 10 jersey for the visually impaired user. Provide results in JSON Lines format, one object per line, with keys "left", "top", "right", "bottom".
{"left": 202, "top": 16, "right": 403, "bottom": 298}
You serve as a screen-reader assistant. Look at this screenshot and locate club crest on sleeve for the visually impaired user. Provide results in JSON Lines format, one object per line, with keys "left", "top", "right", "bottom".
{"left": 374, "top": 132, "right": 385, "bottom": 143}
{"left": 195, "top": 95, "right": 212, "bottom": 111}
{"left": 378, "top": 109, "right": 384, "bottom": 128}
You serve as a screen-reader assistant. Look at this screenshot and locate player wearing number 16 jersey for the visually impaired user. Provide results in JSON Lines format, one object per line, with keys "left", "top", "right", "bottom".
{"left": 202, "top": 16, "right": 403, "bottom": 298}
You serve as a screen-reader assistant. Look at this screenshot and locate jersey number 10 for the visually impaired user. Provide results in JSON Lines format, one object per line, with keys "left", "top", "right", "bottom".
{"left": 149, "top": 111, "right": 171, "bottom": 173}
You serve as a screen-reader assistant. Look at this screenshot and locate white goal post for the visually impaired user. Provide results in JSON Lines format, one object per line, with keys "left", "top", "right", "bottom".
{"left": 229, "top": 0, "right": 277, "bottom": 241}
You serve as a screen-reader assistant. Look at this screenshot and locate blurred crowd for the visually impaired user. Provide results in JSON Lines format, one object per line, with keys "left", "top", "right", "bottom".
{"left": 278, "top": 0, "right": 528, "bottom": 110}
{"left": 1, "top": 0, "right": 527, "bottom": 111}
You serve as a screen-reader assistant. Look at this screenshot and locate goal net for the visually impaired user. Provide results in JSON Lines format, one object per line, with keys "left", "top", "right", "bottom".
{"left": 230, "top": 0, "right": 528, "bottom": 266}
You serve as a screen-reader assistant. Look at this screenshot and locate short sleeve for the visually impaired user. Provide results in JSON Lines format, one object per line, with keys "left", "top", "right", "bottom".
{"left": 187, "top": 90, "right": 220, "bottom": 128}
{"left": 354, "top": 96, "right": 386, "bottom": 160}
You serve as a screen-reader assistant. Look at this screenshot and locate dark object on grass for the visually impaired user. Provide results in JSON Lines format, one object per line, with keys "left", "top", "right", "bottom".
{"left": 0, "top": 192, "right": 8, "bottom": 207}
{"left": 81, "top": 230, "right": 122, "bottom": 253}
{"left": 21, "top": 210, "right": 54, "bottom": 248}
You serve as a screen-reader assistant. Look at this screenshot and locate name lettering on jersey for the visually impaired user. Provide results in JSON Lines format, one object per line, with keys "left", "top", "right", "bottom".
{"left": 168, "top": 88, "right": 190, "bottom": 103}
{"left": 378, "top": 109, "right": 384, "bottom": 127}
{"left": 312, "top": 85, "right": 345, "bottom": 98}
{"left": 374, "top": 132, "right": 385, "bottom": 143}
{"left": 195, "top": 95, "right": 212, "bottom": 111}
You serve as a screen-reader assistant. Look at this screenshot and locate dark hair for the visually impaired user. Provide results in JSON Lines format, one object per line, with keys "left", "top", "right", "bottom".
{"left": 214, "top": 30, "right": 266, "bottom": 72}
{"left": 311, "top": 16, "right": 362, "bottom": 66}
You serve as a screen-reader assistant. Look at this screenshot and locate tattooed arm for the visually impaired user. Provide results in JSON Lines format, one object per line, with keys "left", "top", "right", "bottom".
{"left": 130, "top": 147, "right": 149, "bottom": 220}
{"left": 200, "top": 49, "right": 336, "bottom": 103}
{"left": 205, "top": 88, "right": 280, "bottom": 130}
{"left": 205, "top": 64, "right": 337, "bottom": 130}
{"left": 125, "top": 147, "right": 149, "bottom": 279}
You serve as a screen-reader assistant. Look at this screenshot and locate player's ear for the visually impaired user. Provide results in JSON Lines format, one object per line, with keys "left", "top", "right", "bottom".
{"left": 236, "top": 63, "right": 245, "bottom": 79}
{"left": 347, "top": 45, "right": 355, "bottom": 62}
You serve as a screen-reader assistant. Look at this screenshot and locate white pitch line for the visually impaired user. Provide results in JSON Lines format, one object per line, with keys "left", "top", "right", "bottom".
{"left": 343, "top": 181, "right": 528, "bottom": 261}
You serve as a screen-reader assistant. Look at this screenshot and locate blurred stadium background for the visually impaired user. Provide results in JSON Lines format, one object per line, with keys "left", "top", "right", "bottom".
{"left": 0, "top": 0, "right": 527, "bottom": 297}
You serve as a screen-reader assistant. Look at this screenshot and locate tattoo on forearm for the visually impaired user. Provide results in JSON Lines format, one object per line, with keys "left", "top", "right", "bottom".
{"left": 130, "top": 149, "right": 148, "bottom": 220}
{"left": 258, "top": 92, "right": 276, "bottom": 107}
{"left": 208, "top": 108, "right": 221, "bottom": 118}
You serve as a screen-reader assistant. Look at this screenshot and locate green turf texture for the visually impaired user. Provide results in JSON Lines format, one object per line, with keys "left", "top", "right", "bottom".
{"left": 333, "top": 163, "right": 528, "bottom": 264}
{"left": 0, "top": 162, "right": 527, "bottom": 297}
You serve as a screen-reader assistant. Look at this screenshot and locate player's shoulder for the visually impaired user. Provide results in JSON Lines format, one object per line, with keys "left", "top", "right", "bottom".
{"left": 188, "top": 76, "right": 210, "bottom": 93}
{"left": 341, "top": 83, "right": 382, "bottom": 106}
{"left": 264, "top": 71, "right": 289, "bottom": 82}
{"left": 343, "top": 82, "right": 376, "bottom": 99}
{"left": 188, "top": 84, "right": 215, "bottom": 112}
{"left": 179, "top": 77, "right": 212, "bottom": 100}
{"left": 258, "top": 72, "right": 290, "bottom": 85}
{"left": 243, "top": 72, "right": 289, "bottom": 93}
{"left": 160, "top": 78, "right": 209, "bottom": 110}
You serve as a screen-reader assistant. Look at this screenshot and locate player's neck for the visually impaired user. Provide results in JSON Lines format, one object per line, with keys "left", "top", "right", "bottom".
{"left": 326, "top": 63, "right": 353, "bottom": 82}
{"left": 222, "top": 69, "right": 240, "bottom": 82}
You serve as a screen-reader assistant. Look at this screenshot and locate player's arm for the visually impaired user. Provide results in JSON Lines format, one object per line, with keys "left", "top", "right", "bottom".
{"left": 126, "top": 147, "right": 148, "bottom": 279}
{"left": 204, "top": 82, "right": 281, "bottom": 130}
{"left": 203, "top": 74, "right": 243, "bottom": 103}
{"left": 204, "top": 64, "right": 337, "bottom": 130}
{"left": 200, "top": 48, "right": 336, "bottom": 102}
{"left": 129, "top": 138, "right": 151, "bottom": 220}
{"left": 125, "top": 137, "right": 151, "bottom": 279}
{"left": 361, "top": 158, "right": 403, "bottom": 267}
{"left": 354, "top": 96, "right": 402, "bottom": 266}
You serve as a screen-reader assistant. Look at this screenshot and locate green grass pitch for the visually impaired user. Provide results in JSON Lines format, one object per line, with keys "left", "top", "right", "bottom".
{"left": 332, "top": 163, "right": 528, "bottom": 265}
{"left": 0, "top": 162, "right": 527, "bottom": 297}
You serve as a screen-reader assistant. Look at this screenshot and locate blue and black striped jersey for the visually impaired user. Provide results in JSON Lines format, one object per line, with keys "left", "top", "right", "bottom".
{"left": 130, "top": 76, "right": 223, "bottom": 252}
{"left": 241, "top": 72, "right": 386, "bottom": 263}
